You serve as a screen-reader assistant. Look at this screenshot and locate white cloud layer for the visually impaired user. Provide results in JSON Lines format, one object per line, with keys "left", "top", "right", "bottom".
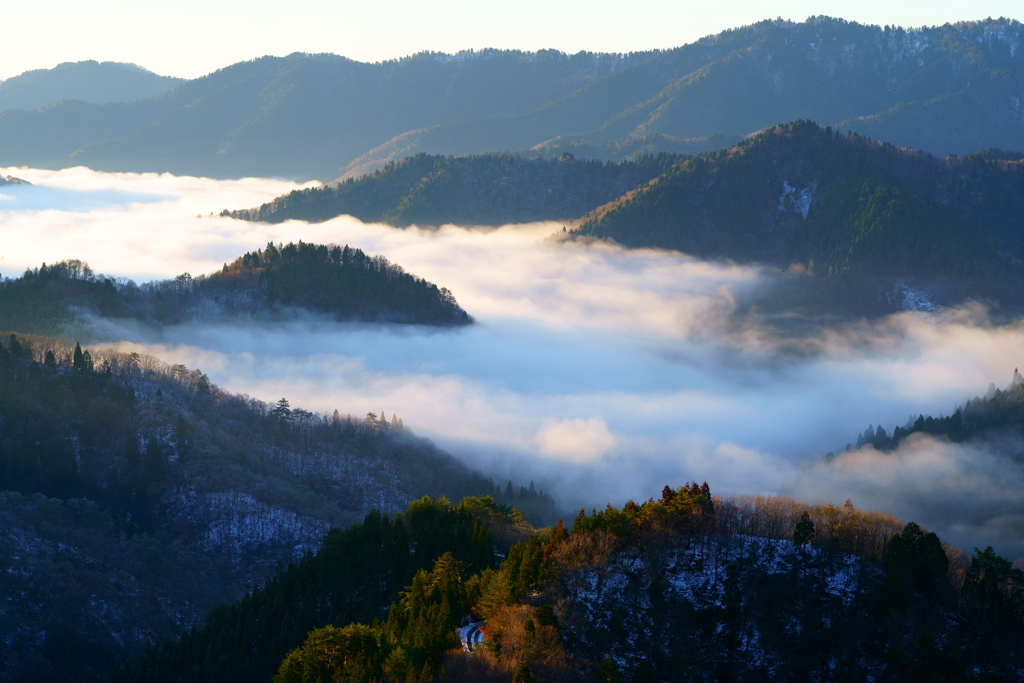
{"left": 3, "top": 166, "right": 1024, "bottom": 558}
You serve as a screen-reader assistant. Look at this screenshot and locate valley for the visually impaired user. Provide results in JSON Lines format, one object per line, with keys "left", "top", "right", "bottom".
{"left": 2, "top": 10, "right": 1024, "bottom": 683}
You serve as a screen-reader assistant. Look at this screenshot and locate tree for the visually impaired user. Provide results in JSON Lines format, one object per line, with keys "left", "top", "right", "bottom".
{"left": 794, "top": 511, "right": 815, "bottom": 545}
{"left": 272, "top": 398, "right": 292, "bottom": 420}
{"left": 511, "top": 661, "right": 535, "bottom": 683}
{"left": 962, "top": 547, "right": 1024, "bottom": 636}
{"left": 274, "top": 624, "right": 383, "bottom": 683}
{"left": 886, "top": 522, "right": 948, "bottom": 592}
{"left": 73, "top": 342, "right": 86, "bottom": 372}
{"left": 8, "top": 334, "right": 25, "bottom": 359}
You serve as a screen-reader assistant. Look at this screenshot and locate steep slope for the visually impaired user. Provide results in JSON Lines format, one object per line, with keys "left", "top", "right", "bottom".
{"left": 577, "top": 121, "right": 1024, "bottom": 312}
{"left": 0, "top": 335, "right": 560, "bottom": 681}
{"left": 108, "top": 483, "right": 1024, "bottom": 683}
{"left": 0, "top": 61, "right": 183, "bottom": 112}
{"left": 0, "top": 242, "right": 472, "bottom": 340}
{"left": 849, "top": 368, "right": 1024, "bottom": 453}
{"left": 2, "top": 18, "right": 1022, "bottom": 180}
{"left": 228, "top": 153, "right": 678, "bottom": 226}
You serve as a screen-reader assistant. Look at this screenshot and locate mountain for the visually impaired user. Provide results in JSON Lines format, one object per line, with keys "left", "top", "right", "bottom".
{"left": 106, "top": 483, "right": 1024, "bottom": 683}
{"left": 848, "top": 368, "right": 1024, "bottom": 453}
{"left": 0, "top": 61, "right": 182, "bottom": 112}
{"left": 231, "top": 122, "right": 1024, "bottom": 316}
{"left": 1, "top": 17, "right": 1022, "bottom": 180}
{"left": 226, "top": 153, "right": 679, "bottom": 226}
{"left": 0, "top": 50, "right": 650, "bottom": 180}
{"left": 0, "top": 242, "right": 472, "bottom": 340}
{"left": 0, "top": 334, "right": 560, "bottom": 681}
{"left": 0, "top": 174, "right": 30, "bottom": 185}
{"left": 576, "top": 121, "right": 1024, "bottom": 314}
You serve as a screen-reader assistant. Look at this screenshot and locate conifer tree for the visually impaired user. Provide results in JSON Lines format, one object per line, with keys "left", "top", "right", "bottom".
{"left": 73, "top": 342, "right": 85, "bottom": 372}
{"left": 794, "top": 511, "right": 815, "bottom": 545}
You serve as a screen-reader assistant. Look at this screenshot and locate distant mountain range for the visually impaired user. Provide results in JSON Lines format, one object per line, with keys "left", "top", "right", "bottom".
{"left": 0, "top": 242, "right": 471, "bottom": 341}
{"left": 0, "top": 61, "right": 182, "bottom": 112}
{"left": 1, "top": 17, "right": 1022, "bottom": 180}
{"left": 226, "top": 153, "right": 679, "bottom": 226}
{"left": 230, "top": 122, "right": 1024, "bottom": 316}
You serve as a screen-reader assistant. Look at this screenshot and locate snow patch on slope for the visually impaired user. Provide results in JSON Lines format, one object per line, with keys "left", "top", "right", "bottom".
{"left": 778, "top": 181, "right": 813, "bottom": 219}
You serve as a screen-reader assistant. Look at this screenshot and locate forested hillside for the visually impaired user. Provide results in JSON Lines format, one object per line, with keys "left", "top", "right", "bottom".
{"left": 848, "top": 368, "right": 1024, "bottom": 453}
{"left": 577, "top": 121, "right": 1024, "bottom": 314}
{"left": 232, "top": 122, "right": 1024, "bottom": 316}
{"left": 0, "top": 242, "right": 471, "bottom": 340}
{"left": 0, "top": 335, "right": 560, "bottom": 681}
{"left": 104, "top": 483, "right": 1024, "bottom": 683}
{"left": 2, "top": 17, "right": 1022, "bottom": 179}
{"left": 227, "top": 153, "right": 678, "bottom": 226}
{"left": 0, "top": 61, "right": 183, "bottom": 112}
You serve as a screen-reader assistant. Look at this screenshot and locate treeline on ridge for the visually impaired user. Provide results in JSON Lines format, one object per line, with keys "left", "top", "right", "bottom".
{"left": 0, "top": 333, "right": 561, "bottom": 682}
{"left": 0, "top": 241, "right": 471, "bottom": 339}
{"left": 226, "top": 153, "right": 679, "bottom": 226}
{"left": 107, "top": 483, "right": 1024, "bottom": 683}
{"left": 846, "top": 368, "right": 1024, "bottom": 454}
{"left": 227, "top": 121, "right": 1024, "bottom": 317}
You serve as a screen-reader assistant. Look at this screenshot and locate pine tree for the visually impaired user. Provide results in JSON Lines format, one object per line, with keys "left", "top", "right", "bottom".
{"left": 272, "top": 398, "right": 292, "bottom": 420}
{"left": 794, "top": 511, "right": 815, "bottom": 545}
{"left": 8, "top": 334, "right": 24, "bottom": 359}
{"left": 73, "top": 342, "right": 85, "bottom": 372}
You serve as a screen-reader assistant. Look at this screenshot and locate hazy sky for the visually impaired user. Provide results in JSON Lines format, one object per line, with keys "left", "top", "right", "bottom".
{"left": 2, "top": 0, "right": 1020, "bottom": 81}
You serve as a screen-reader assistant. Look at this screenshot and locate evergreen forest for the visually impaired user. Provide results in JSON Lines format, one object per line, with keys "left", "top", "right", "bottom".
{"left": 103, "top": 483, "right": 1024, "bottom": 683}
{"left": 0, "top": 241, "right": 471, "bottom": 340}
{"left": 0, "top": 334, "right": 559, "bottom": 681}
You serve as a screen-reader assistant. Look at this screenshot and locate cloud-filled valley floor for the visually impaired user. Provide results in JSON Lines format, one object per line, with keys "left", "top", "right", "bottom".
{"left": 2, "top": 166, "right": 1023, "bottom": 558}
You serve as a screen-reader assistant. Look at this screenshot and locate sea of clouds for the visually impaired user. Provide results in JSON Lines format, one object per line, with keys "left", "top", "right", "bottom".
{"left": 2, "top": 166, "right": 1022, "bottom": 558}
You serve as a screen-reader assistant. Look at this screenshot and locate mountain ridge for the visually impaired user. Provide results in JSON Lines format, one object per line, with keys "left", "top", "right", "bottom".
{"left": 2, "top": 17, "right": 1022, "bottom": 180}
{"left": 0, "top": 61, "right": 183, "bottom": 112}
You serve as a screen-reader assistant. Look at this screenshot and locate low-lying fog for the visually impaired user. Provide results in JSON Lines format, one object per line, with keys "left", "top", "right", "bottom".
{"left": 3, "top": 166, "right": 1023, "bottom": 558}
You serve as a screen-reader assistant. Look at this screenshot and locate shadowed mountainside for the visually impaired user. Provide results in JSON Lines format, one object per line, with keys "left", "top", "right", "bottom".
{"left": 0, "top": 61, "right": 183, "bottom": 113}
{"left": 0, "top": 334, "right": 561, "bottom": 681}
{"left": 226, "top": 153, "right": 679, "bottom": 226}
{"left": 2, "top": 17, "right": 1023, "bottom": 180}
{"left": 0, "top": 242, "right": 472, "bottom": 340}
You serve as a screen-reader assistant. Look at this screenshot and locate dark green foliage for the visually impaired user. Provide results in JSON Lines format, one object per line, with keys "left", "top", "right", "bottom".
{"left": 203, "top": 241, "right": 471, "bottom": 325}
{"left": 106, "top": 484, "right": 1024, "bottom": 682}
{"left": 962, "top": 547, "right": 1024, "bottom": 639}
{"left": 273, "top": 623, "right": 383, "bottom": 683}
{"left": 850, "top": 370, "right": 1024, "bottom": 453}
{"left": 0, "top": 337, "right": 549, "bottom": 682}
{"left": 0, "top": 244, "right": 470, "bottom": 340}
{"left": 110, "top": 498, "right": 495, "bottom": 683}
{"left": 885, "top": 522, "right": 949, "bottom": 594}
{"left": 578, "top": 121, "right": 1024, "bottom": 314}
{"left": 229, "top": 153, "right": 678, "bottom": 225}
{"left": 793, "top": 511, "right": 815, "bottom": 546}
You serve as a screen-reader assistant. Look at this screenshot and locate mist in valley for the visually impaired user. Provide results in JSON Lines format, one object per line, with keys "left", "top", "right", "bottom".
{"left": 3, "top": 166, "right": 1023, "bottom": 558}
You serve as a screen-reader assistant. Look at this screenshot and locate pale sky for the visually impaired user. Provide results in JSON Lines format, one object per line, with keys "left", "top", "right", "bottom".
{"left": 1, "top": 0, "right": 1020, "bottom": 81}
